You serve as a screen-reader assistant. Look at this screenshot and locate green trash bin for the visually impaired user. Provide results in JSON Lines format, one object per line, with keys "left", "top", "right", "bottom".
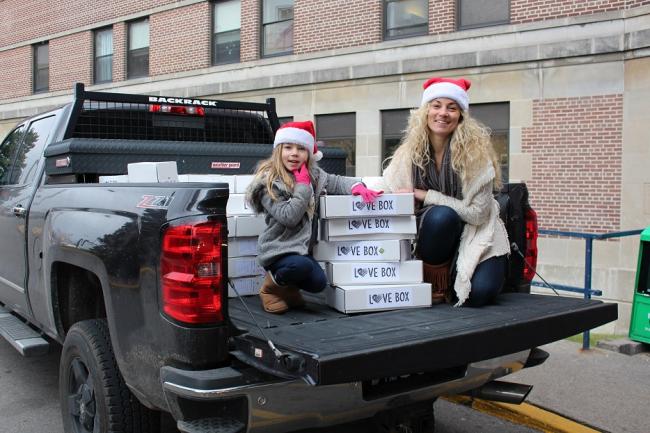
{"left": 629, "top": 226, "right": 650, "bottom": 344}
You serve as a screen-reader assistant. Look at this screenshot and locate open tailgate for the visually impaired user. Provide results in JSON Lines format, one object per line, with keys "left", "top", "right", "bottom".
{"left": 229, "top": 293, "right": 616, "bottom": 385}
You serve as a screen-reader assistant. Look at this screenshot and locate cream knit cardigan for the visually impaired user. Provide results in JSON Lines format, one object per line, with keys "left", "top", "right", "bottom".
{"left": 382, "top": 152, "right": 510, "bottom": 306}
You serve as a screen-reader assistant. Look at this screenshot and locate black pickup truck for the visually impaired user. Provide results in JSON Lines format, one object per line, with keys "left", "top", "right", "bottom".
{"left": 0, "top": 84, "right": 616, "bottom": 433}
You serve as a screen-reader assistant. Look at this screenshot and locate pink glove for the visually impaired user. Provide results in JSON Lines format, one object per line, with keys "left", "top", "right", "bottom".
{"left": 292, "top": 164, "right": 311, "bottom": 185}
{"left": 351, "top": 183, "right": 383, "bottom": 204}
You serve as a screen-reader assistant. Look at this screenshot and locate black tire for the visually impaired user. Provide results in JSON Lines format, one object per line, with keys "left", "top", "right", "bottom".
{"left": 59, "top": 319, "right": 160, "bottom": 433}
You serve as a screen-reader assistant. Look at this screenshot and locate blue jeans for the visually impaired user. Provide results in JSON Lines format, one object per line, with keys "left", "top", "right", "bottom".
{"left": 416, "top": 205, "right": 507, "bottom": 307}
{"left": 265, "top": 254, "right": 328, "bottom": 293}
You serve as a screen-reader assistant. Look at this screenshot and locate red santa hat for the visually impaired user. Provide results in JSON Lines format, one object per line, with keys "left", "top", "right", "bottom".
{"left": 421, "top": 77, "right": 471, "bottom": 111}
{"left": 273, "top": 120, "right": 323, "bottom": 161}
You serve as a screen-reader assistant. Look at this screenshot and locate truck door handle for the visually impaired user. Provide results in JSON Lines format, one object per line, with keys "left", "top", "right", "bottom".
{"left": 12, "top": 206, "right": 26, "bottom": 217}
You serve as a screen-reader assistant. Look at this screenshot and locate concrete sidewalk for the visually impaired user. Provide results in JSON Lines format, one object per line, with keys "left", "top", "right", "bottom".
{"left": 498, "top": 339, "right": 650, "bottom": 433}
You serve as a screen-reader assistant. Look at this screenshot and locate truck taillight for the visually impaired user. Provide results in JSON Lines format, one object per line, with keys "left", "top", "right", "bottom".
{"left": 523, "top": 208, "right": 538, "bottom": 282}
{"left": 160, "top": 221, "right": 224, "bottom": 324}
{"left": 149, "top": 104, "right": 205, "bottom": 116}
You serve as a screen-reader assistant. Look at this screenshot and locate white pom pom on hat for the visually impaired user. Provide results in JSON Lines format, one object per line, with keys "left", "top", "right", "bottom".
{"left": 421, "top": 77, "right": 472, "bottom": 112}
{"left": 273, "top": 120, "right": 323, "bottom": 161}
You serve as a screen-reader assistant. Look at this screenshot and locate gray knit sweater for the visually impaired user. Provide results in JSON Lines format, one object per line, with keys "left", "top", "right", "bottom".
{"left": 245, "top": 167, "right": 359, "bottom": 268}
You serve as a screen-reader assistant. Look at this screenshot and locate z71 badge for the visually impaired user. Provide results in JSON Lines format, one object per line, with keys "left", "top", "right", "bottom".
{"left": 137, "top": 195, "right": 173, "bottom": 209}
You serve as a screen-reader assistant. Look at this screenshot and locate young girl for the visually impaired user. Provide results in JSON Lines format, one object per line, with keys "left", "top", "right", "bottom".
{"left": 246, "top": 121, "right": 381, "bottom": 314}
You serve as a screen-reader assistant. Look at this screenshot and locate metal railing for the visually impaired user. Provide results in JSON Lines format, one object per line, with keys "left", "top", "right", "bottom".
{"left": 531, "top": 228, "right": 643, "bottom": 349}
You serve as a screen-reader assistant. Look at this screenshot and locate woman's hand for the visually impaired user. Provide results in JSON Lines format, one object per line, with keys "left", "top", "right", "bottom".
{"left": 292, "top": 164, "right": 311, "bottom": 185}
{"left": 351, "top": 183, "right": 383, "bottom": 203}
{"left": 413, "top": 188, "right": 428, "bottom": 203}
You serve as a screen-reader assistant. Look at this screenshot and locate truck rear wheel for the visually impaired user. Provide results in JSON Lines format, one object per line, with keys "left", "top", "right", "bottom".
{"left": 59, "top": 319, "right": 159, "bottom": 433}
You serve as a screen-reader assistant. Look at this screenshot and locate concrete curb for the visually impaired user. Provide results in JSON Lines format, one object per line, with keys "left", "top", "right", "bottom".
{"left": 443, "top": 396, "right": 602, "bottom": 433}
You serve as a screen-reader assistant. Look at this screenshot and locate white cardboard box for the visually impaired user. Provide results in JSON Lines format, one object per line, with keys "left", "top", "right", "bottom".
{"left": 321, "top": 216, "right": 417, "bottom": 240}
{"left": 227, "top": 215, "right": 265, "bottom": 238}
{"left": 313, "top": 239, "right": 411, "bottom": 262}
{"left": 226, "top": 193, "right": 254, "bottom": 215}
{"left": 228, "top": 237, "right": 258, "bottom": 257}
{"left": 228, "top": 256, "right": 265, "bottom": 278}
{"left": 127, "top": 161, "right": 178, "bottom": 183}
{"left": 99, "top": 175, "right": 128, "bottom": 183}
{"left": 178, "top": 174, "right": 235, "bottom": 192}
{"left": 319, "top": 193, "right": 414, "bottom": 218}
{"left": 326, "top": 282, "right": 432, "bottom": 313}
{"left": 228, "top": 275, "right": 264, "bottom": 297}
{"left": 326, "top": 260, "right": 423, "bottom": 286}
{"left": 235, "top": 215, "right": 265, "bottom": 237}
{"left": 234, "top": 175, "right": 255, "bottom": 193}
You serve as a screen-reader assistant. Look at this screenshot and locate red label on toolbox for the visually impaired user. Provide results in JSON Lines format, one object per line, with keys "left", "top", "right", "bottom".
{"left": 211, "top": 162, "right": 241, "bottom": 169}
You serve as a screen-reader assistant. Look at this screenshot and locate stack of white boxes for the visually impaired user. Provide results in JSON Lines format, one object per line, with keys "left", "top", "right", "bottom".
{"left": 222, "top": 175, "right": 266, "bottom": 297}
{"left": 315, "top": 193, "right": 432, "bottom": 313}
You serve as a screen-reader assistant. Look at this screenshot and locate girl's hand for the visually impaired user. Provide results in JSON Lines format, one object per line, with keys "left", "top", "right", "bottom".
{"left": 351, "top": 183, "right": 383, "bottom": 204}
{"left": 292, "top": 164, "right": 311, "bottom": 185}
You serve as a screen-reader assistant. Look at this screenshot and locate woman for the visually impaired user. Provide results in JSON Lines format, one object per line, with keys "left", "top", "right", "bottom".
{"left": 383, "top": 77, "right": 510, "bottom": 307}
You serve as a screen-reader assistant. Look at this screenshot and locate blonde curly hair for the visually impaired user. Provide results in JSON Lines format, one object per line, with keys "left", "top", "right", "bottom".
{"left": 251, "top": 145, "right": 316, "bottom": 216}
{"left": 389, "top": 103, "right": 502, "bottom": 190}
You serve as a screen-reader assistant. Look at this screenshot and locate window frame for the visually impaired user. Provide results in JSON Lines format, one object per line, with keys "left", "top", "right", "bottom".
{"left": 94, "top": 27, "right": 113, "bottom": 84}
{"left": 380, "top": 108, "right": 412, "bottom": 163}
{"left": 33, "top": 42, "right": 49, "bottom": 93}
{"left": 127, "top": 18, "right": 150, "bottom": 79}
{"left": 456, "top": 0, "right": 510, "bottom": 31}
{"left": 261, "top": 0, "right": 294, "bottom": 58}
{"left": 383, "top": 0, "right": 429, "bottom": 41}
{"left": 315, "top": 112, "right": 356, "bottom": 176}
{"left": 212, "top": 0, "right": 242, "bottom": 65}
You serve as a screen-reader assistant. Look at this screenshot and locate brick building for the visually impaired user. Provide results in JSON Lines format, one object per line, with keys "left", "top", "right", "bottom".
{"left": 1, "top": 0, "right": 649, "bottom": 331}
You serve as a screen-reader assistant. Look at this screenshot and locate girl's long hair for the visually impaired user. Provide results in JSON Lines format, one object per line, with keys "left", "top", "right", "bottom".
{"left": 253, "top": 144, "right": 316, "bottom": 201}
{"left": 389, "top": 103, "right": 502, "bottom": 190}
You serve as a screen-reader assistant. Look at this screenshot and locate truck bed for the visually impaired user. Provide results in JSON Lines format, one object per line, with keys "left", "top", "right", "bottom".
{"left": 229, "top": 293, "right": 616, "bottom": 385}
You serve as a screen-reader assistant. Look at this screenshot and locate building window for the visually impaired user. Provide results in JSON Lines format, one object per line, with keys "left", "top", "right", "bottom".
{"left": 381, "top": 109, "right": 411, "bottom": 162}
{"left": 94, "top": 27, "right": 113, "bottom": 83}
{"left": 213, "top": 0, "right": 241, "bottom": 65}
{"left": 384, "top": 0, "right": 428, "bottom": 40}
{"left": 457, "top": 0, "right": 510, "bottom": 30}
{"left": 471, "top": 103, "right": 510, "bottom": 182}
{"left": 33, "top": 42, "right": 49, "bottom": 93}
{"left": 128, "top": 18, "right": 149, "bottom": 79}
{"left": 262, "top": 0, "right": 293, "bottom": 57}
{"left": 316, "top": 113, "right": 356, "bottom": 176}
{"left": 277, "top": 116, "right": 293, "bottom": 125}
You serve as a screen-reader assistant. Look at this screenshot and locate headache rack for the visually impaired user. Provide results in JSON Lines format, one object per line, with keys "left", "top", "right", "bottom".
{"left": 44, "top": 84, "right": 347, "bottom": 180}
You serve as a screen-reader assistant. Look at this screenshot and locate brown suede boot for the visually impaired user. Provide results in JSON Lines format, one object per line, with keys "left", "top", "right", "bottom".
{"left": 259, "top": 272, "right": 304, "bottom": 313}
{"left": 422, "top": 260, "right": 452, "bottom": 305}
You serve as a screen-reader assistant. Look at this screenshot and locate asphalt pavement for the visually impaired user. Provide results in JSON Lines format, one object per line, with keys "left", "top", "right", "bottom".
{"left": 2, "top": 335, "right": 648, "bottom": 433}
{"left": 502, "top": 339, "right": 650, "bottom": 433}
